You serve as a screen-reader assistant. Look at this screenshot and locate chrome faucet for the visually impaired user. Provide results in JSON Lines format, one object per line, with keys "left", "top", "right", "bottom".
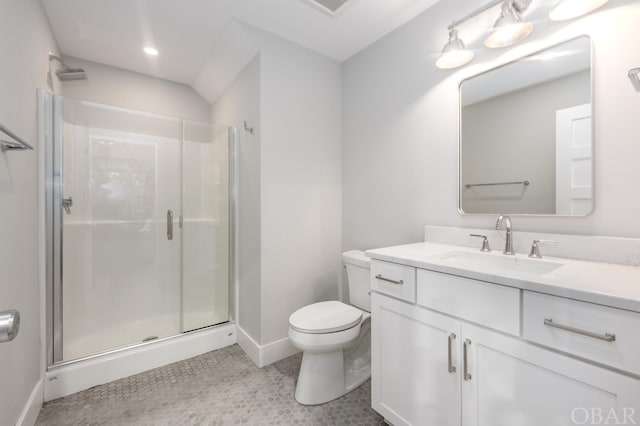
{"left": 496, "top": 215, "right": 515, "bottom": 255}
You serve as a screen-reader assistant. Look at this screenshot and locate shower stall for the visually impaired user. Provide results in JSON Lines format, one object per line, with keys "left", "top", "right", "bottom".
{"left": 42, "top": 93, "right": 235, "bottom": 367}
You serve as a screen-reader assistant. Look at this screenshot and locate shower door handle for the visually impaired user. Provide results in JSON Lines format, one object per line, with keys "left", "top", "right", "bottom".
{"left": 167, "top": 209, "right": 174, "bottom": 240}
{"left": 62, "top": 197, "right": 73, "bottom": 215}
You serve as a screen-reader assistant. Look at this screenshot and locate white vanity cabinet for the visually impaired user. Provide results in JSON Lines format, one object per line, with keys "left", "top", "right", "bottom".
{"left": 461, "top": 322, "right": 638, "bottom": 426}
{"left": 370, "top": 260, "right": 640, "bottom": 426}
{"left": 371, "top": 292, "right": 461, "bottom": 426}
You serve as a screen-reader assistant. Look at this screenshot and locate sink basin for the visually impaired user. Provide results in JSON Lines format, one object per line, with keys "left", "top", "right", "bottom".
{"left": 434, "top": 251, "right": 562, "bottom": 276}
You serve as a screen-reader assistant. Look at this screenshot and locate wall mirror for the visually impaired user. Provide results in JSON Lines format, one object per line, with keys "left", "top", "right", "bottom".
{"left": 459, "top": 36, "right": 593, "bottom": 216}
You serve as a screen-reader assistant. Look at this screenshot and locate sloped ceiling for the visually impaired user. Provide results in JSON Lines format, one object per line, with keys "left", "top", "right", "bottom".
{"left": 40, "top": 0, "right": 442, "bottom": 102}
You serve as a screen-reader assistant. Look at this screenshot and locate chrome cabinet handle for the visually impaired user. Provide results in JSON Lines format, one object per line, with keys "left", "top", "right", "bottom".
{"left": 0, "top": 310, "right": 20, "bottom": 343}
{"left": 167, "top": 209, "right": 174, "bottom": 240}
{"left": 374, "top": 274, "right": 403, "bottom": 285}
{"left": 463, "top": 338, "right": 472, "bottom": 381}
{"left": 544, "top": 318, "right": 616, "bottom": 342}
{"left": 448, "top": 333, "right": 457, "bottom": 373}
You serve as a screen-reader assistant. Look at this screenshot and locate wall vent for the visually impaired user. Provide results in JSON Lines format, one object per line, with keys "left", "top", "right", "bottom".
{"left": 302, "top": 0, "right": 351, "bottom": 17}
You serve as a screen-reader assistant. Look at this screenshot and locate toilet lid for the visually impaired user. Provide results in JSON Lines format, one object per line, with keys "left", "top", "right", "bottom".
{"left": 289, "top": 301, "right": 363, "bottom": 334}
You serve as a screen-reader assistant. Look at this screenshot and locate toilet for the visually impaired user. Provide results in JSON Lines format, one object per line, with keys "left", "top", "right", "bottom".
{"left": 288, "top": 250, "right": 371, "bottom": 405}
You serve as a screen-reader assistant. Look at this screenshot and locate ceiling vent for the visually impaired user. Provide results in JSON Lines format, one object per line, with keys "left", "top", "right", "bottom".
{"left": 302, "top": 0, "right": 352, "bottom": 17}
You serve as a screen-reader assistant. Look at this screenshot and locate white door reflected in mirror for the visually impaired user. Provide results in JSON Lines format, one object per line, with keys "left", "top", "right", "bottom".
{"left": 555, "top": 103, "right": 593, "bottom": 216}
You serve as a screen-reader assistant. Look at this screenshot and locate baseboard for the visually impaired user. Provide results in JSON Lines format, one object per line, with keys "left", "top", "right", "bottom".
{"left": 16, "top": 379, "right": 43, "bottom": 426}
{"left": 261, "top": 336, "right": 299, "bottom": 366}
{"left": 44, "top": 323, "right": 236, "bottom": 401}
{"left": 236, "top": 325, "right": 261, "bottom": 366}
{"left": 236, "top": 325, "right": 299, "bottom": 368}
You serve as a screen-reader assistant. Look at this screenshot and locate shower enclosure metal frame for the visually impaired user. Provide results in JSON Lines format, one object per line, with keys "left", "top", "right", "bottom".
{"left": 43, "top": 91, "right": 237, "bottom": 368}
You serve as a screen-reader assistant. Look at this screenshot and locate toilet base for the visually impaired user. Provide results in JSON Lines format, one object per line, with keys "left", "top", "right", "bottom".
{"left": 295, "top": 350, "right": 346, "bottom": 405}
{"left": 294, "top": 321, "right": 371, "bottom": 405}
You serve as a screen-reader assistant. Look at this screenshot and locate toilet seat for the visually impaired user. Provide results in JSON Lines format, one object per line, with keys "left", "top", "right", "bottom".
{"left": 289, "top": 301, "right": 362, "bottom": 334}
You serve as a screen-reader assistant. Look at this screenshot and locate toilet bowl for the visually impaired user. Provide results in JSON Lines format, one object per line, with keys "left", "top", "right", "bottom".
{"left": 288, "top": 250, "right": 371, "bottom": 405}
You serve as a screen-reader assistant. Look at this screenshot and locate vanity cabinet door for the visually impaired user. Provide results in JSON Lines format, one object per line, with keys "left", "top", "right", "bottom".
{"left": 371, "top": 293, "right": 461, "bottom": 426}
{"left": 461, "top": 323, "right": 640, "bottom": 426}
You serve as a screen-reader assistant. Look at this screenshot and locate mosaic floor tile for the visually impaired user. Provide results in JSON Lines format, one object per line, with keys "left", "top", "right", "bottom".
{"left": 36, "top": 344, "right": 385, "bottom": 426}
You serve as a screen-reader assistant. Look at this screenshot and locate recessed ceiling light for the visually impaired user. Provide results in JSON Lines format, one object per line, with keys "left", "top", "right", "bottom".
{"left": 144, "top": 47, "right": 159, "bottom": 56}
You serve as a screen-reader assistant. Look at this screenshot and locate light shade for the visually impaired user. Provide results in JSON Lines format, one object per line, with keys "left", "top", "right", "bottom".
{"left": 436, "top": 28, "right": 474, "bottom": 69}
{"left": 549, "top": 0, "right": 609, "bottom": 21}
{"left": 485, "top": 1, "right": 533, "bottom": 48}
{"left": 143, "top": 47, "right": 159, "bottom": 56}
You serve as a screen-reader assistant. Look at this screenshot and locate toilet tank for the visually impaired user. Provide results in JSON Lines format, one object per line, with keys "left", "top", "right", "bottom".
{"left": 342, "top": 250, "right": 371, "bottom": 312}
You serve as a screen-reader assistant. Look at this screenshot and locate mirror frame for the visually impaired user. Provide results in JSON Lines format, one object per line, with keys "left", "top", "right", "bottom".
{"left": 457, "top": 35, "right": 595, "bottom": 217}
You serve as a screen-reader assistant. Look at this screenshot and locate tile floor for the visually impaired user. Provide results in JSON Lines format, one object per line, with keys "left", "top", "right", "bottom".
{"left": 36, "top": 344, "right": 385, "bottom": 425}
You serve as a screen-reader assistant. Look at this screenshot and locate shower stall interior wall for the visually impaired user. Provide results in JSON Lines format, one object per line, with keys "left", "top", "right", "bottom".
{"left": 46, "top": 94, "right": 232, "bottom": 364}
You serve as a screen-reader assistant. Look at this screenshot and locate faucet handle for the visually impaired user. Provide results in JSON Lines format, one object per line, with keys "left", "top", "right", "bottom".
{"left": 528, "top": 240, "right": 557, "bottom": 259}
{"left": 470, "top": 234, "right": 491, "bottom": 252}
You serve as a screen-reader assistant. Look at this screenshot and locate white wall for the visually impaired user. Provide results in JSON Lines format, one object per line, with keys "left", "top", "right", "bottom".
{"left": 59, "top": 56, "right": 211, "bottom": 123}
{"left": 212, "top": 24, "right": 342, "bottom": 363}
{"left": 251, "top": 25, "right": 343, "bottom": 347}
{"left": 343, "top": 0, "right": 640, "bottom": 252}
{"left": 211, "top": 56, "right": 262, "bottom": 342}
{"left": 0, "top": 0, "right": 59, "bottom": 424}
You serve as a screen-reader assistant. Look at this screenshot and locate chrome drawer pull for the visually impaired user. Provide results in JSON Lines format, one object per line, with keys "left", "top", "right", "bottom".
{"left": 463, "top": 338, "right": 472, "bottom": 381}
{"left": 448, "top": 333, "right": 457, "bottom": 373}
{"left": 375, "top": 274, "right": 403, "bottom": 285}
{"left": 544, "top": 318, "right": 616, "bottom": 343}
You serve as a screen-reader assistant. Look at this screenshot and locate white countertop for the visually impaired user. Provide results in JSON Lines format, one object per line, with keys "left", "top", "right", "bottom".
{"left": 366, "top": 242, "right": 640, "bottom": 313}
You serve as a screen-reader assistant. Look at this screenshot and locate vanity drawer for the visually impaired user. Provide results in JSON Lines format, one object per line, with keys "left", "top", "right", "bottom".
{"left": 371, "top": 260, "right": 416, "bottom": 303}
{"left": 416, "top": 269, "right": 520, "bottom": 336}
{"left": 523, "top": 291, "right": 640, "bottom": 375}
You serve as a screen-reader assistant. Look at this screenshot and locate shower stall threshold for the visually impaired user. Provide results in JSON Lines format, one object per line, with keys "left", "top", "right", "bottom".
{"left": 44, "top": 322, "right": 237, "bottom": 401}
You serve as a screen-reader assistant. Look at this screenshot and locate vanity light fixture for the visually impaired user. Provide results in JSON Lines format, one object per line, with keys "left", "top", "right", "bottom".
{"left": 436, "top": 0, "right": 608, "bottom": 70}
{"left": 484, "top": 0, "right": 533, "bottom": 48}
{"left": 436, "top": 0, "right": 532, "bottom": 70}
{"left": 436, "top": 27, "right": 475, "bottom": 69}
{"left": 549, "top": 0, "right": 609, "bottom": 21}
{"left": 143, "top": 47, "right": 159, "bottom": 56}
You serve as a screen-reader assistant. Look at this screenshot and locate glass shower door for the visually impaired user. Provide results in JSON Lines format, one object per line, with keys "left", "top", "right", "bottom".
{"left": 182, "top": 121, "right": 230, "bottom": 331}
{"left": 57, "top": 99, "right": 182, "bottom": 361}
